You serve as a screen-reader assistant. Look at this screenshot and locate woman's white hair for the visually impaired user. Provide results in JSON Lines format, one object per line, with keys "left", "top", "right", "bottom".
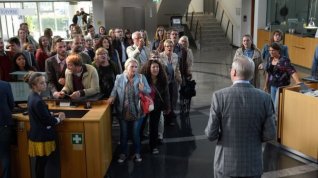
{"left": 178, "top": 36, "right": 189, "bottom": 48}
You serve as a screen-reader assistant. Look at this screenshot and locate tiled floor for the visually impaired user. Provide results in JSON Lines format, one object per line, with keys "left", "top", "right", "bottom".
{"left": 106, "top": 47, "right": 318, "bottom": 178}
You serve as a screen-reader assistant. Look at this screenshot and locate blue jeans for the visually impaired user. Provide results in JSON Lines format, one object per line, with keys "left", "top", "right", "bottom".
{"left": 270, "top": 86, "right": 278, "bottom": 103}
{"left": 270, "top": 86, "right": 279, "bottom": 113}
{"left": 119, "top": 117, "right": 144, "bottom": 155}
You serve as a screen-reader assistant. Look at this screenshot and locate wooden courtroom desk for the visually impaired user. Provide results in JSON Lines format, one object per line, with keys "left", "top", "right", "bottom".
{"left": 278, "top": 83, "right": 318, "bottom": 162}
{"left": 12, "top": 100, "right": 112, "bottom": 178}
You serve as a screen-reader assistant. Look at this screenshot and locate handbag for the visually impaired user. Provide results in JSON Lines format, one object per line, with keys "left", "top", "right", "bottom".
{"left": 139, "top": 74, "right": 154, "bottom": 114}
{"left": 180, "top": 79, "right": 196, "bottom": 99}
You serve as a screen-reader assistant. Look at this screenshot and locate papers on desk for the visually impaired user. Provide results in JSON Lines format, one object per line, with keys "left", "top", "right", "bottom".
{"left": 302, "top": 76, "right": 318, "bottom": 82}
{"left": 303, "top": 90, "right": 318, "bottom": 97}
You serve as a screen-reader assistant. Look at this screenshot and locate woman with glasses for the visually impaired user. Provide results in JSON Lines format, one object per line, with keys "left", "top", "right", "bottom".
{"left": 93, "top": 48, "right": 119, "bottom": 98}
{"left": 159, "top": 39, "right": 181, "bottom": 125}
{"left": 265, "top": 42, "right": 301, "bottom": 104}
{"left": 152, "top": 26, "right": 166, "bottom": 51}
{"left": 94, "top": 36, "right": 122, "bottom": 73}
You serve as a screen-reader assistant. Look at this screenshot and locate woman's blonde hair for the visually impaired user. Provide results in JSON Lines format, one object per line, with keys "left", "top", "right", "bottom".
{"left": 163, "top": 39, "right": 173, "bottom": 47}
{"left": 124, "top": 58, "right": 139, "bottom": 72}
{"left": 94, "top": 47, "right": 108, "bottom": 62}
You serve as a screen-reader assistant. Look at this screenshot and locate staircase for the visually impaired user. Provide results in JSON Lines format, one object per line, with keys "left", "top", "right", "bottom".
{"left": 190, "top": 13, "right": 232, "bottom": 51}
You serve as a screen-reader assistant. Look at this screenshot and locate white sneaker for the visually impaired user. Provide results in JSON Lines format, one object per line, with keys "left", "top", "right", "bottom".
{"left": 117, "top": 154, "right": 126, "bottom": 163}
{"left": 152, "top": 148, "right": 159, "bottom": 155}
{"left": 134, "top": 154, "right": 142, "bottom": 162}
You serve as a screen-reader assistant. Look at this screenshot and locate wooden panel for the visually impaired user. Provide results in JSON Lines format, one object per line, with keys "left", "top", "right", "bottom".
{"left": 85, "top": 106, "right": 112, "bottom": 178}
{"left": 284, "top": 34, "right": 318, "bottom": 68}
{"left": 257, "top": 29, "right": 271, "bottom": 49}
{"left": 12, "top": 101, "right": 112, "bottom": 178}
{"left": 56, "top": 122, "right": 84, "bottom": 132}
{"left": 280, "top": 83, "right": 318, "bottom": 159}
{"left": 16, "top": 121, "right": 31, "bottom": 178}
{"left": 59, "top": 132, "right": 87, "bottom": 178}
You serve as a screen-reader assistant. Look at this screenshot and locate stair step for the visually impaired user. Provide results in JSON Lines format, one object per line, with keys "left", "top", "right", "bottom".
{"left": 201, "top": 41, "right": 229, "bottom": 45}
{"left": 188, "top": 13, "right": 233, "bottom": 49}
{"left": 200, "top": 45, "right": 233, "bottom": 51}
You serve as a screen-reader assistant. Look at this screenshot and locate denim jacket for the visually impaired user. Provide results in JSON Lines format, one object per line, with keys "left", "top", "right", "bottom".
{"left": 110, "top": 73, "right": 151, "bottom": 116}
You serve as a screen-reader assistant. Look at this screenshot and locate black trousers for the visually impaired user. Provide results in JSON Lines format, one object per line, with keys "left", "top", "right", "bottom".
{"left": 0, "top": 126, "right": 12, "bottom": 178}
{"left": 35, "top": 155, "right": 49, "bottom": 178}
{"left": 149, "top": 110, "right": 161, "bottom": 150}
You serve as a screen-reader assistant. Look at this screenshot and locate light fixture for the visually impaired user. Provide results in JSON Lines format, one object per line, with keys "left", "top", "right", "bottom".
{"left": 306, "top": 0, "right": 318, "bottom": 29}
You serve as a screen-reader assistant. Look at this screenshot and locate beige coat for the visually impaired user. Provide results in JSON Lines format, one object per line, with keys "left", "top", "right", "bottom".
{"left": 234, "top": 47, "right": 262, "bottom": 88}
{"left": 62, "top": 64, "right": 100, "bottom": 97}
{"left": 159, "top": 52, "right": 182, "bottom": 84}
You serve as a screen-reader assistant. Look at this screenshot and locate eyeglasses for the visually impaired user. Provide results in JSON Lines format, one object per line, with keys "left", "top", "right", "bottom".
{"left": 150, "top": 57, "right": 160, "bottom": 60}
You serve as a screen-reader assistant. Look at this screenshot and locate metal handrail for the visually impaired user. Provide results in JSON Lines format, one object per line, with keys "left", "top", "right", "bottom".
{"left": 184, "top": 6, "right": 202, "bottom": 49}
{"left": 215, "top": 1, "right": 233, "bottom": 45}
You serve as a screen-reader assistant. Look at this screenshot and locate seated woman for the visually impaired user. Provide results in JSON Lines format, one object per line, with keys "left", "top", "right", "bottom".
{"left": 55, "top": 54, "right": 100, "bottom": 99}
{"left": 12, "top": 52, "right": 36, "bottom": 81}
{"left": 12, "top": 52, "right": 36, "bottom": 72}
{"left": 93, "top": 47, "right": 119, "bottom": 98}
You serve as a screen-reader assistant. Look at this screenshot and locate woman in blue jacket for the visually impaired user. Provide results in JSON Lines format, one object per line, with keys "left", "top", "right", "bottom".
{"left": 107, "top": 58, "right": 151, "bottom": 163}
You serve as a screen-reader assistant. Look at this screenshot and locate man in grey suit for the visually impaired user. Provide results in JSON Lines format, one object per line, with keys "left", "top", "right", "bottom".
{"left": 45, "top": 38, "right": 67, "bottom": 98}
{"left": 205, "top": 55, "right": 276, "bottom": 178}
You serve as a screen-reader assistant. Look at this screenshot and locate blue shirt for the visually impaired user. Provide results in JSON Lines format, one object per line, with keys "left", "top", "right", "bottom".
{"left": 311, "top": 45, "right": 318, "bottom": 79}
{"left": 243, "top": 48, "right": 254, "bottom": 59}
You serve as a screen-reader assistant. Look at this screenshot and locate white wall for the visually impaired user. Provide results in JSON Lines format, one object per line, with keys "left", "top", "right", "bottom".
{"left": 92, "top": 0, "right": 105, "bottom": 29}
{"left": 254, "top": 0, "right": 267, "bottom": 45}
{"left": 188, "top": 0, "right": 204, "bottom": 13}
{"left": 241, "top": 0, "right": 251, "bottom": 39}
{"left": 104, "top": 0, "right": 147, "bottom": 30}
{"left": 216, "top": 0, "right": 242, "bottom": 46}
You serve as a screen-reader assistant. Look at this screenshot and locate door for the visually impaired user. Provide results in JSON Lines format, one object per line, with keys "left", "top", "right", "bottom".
{"left": 123, "top": 7, "right": 145, "bottom": 32}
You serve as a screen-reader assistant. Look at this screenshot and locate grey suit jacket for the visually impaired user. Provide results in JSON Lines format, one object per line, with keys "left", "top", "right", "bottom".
{"left": 45, "top": 55, "right": 67, "bottom": 94}
{"left": 205, "top": 83, "right": 276, "bottom": 177}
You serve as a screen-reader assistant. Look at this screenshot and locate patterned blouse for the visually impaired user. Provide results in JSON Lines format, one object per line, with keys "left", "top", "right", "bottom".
{"left": 266, "top": 56, "right": 296, "bottom": 87}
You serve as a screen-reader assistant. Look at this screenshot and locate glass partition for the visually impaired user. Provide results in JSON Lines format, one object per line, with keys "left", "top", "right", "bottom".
{"left": 266, "top": 0, "right": 316, "bottom": 36}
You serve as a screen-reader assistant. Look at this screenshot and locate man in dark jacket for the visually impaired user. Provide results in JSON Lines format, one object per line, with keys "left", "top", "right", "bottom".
{"left": 0, "top": 80, "right": 15, "bottom": 178}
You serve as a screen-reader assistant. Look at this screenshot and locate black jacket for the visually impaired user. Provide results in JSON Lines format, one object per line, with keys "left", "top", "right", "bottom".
{"left": 28, "top": 92, "right": 58, "bottom": 142}
{"left": 0, "top": 81, "right": 14, "bottom": 126}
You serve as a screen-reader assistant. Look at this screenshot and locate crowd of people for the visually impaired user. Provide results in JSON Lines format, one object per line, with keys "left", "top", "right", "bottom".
{"left": 1, "top": 11, "right": 311, "bottom": 177}
{"left": 0, "top": 17, "right": 196, "bottom": 177}
{"left": 234, "top": 29, "right": 302, "bottom": 106}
